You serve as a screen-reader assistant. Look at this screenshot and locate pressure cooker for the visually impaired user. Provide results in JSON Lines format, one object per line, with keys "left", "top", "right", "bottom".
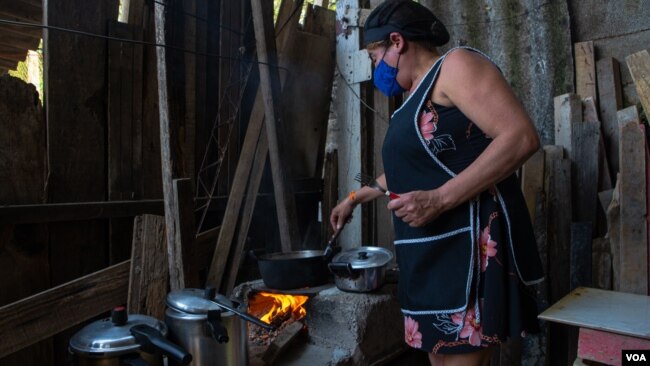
{"left": 165, "top": 288, "right": 273, "bottom": 366}
{"left": 68, "top": 307, "right": 192, "bottom": 366}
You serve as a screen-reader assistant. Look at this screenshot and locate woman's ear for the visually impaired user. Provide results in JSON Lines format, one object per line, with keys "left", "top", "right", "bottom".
{"left": 389, "top": 32, "right": 405, "bottom": 53}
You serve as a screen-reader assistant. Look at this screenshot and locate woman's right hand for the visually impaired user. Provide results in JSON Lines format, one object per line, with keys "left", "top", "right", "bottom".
{"left": 329, "top": 199, "right": 356, "bottom": 231}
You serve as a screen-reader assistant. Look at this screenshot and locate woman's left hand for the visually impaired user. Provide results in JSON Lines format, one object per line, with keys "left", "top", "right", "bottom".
{"left": 387, "top": 189, "right": 447, "bottom": 227}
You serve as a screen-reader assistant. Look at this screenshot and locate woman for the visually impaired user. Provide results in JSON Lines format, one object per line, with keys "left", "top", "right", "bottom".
{"left": 329, "top": 1, "right": 545, "bottom": 365}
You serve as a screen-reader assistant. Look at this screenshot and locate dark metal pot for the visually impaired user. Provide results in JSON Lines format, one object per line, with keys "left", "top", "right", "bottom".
{"left": 69, "top": 307, "right": 192, "bottom": 366}
{"left": 328, "top": 246, "right": 394, "bottom": 292}
{"left": 254, "top": 227, "right": 344, "bottom": 290}
{"left": 256, "top": 250, "right": 332, "bottom": 290}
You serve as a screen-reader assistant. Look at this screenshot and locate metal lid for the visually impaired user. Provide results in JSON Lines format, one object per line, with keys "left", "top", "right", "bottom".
{"left": 69, "top": 308, "right": 167, "bottom": 356}
{"left": 166, "top": 288, "right": 235, "bottom": 315}
{"left": 331, "top": 246, "right": 394, "bottom": 269}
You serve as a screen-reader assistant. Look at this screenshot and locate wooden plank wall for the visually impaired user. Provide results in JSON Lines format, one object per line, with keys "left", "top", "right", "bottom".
{"left": 44, "top": 0, "right": 119, "bottom": 363}
{"left": 0, "top": 75, "right": 51, "bottom": 365}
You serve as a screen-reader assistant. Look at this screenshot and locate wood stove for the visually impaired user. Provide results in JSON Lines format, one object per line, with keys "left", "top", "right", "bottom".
{"left": 232, "top": 279, "right": 406, "bottom": 365}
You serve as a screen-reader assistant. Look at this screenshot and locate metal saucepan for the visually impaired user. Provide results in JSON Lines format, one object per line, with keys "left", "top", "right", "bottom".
{"left": 328, "top": 246, "right": 394, "bottom": 292}
{"left": 254, "top": 227, "right": 344, "bottom": 290}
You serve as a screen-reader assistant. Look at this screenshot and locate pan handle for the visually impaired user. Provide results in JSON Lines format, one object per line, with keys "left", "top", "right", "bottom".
{"left": 208, "top": 297, "right": 276, "bottom": 331}
{"left": 323, "top": 225, "right": 344, "bottom": 262}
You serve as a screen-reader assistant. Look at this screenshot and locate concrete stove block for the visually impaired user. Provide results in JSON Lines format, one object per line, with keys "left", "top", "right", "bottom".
{"left": 236, "top": 280, "right": 406, "bottom": 365}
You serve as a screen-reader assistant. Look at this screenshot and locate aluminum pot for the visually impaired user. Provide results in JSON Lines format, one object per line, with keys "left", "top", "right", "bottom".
{"left": 328, "top": 246, "right": 394, "bottom": 292}
{"left": 69, "top": 307, "right": 192, "bottom": 366}
{"left": 165, "top": 288, "right": 257, "bottom": 366}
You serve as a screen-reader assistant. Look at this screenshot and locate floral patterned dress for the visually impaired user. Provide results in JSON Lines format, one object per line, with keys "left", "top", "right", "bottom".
{"left": 382, "top": 47, "right": 544, "bottom": 354}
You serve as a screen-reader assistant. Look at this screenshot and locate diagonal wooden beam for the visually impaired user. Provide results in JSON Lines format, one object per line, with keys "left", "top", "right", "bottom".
{"left": 205, "top": 0, "right": 302, "bottom": 289}
{"left": 250, "top": 0, "right": 301, "bottom": 252}
{"left": 0, "top": 261, "right": 130, "bottom": 358}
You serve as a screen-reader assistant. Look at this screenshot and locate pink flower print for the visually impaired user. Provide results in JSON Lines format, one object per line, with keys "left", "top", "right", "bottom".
{"left": 419, "top": 110, "right": 436, "bottom": 141}
{"left": 480, "top": 227, "right": 498, "bottom": 272}
{"left": 480, "top": 212, "right": 499, "bottom": 272}
{"left": 451, "top": 308, "right": 483, "bottom": 346}
{"left": 404, "top": 316, "right": 423, "bottom": 348}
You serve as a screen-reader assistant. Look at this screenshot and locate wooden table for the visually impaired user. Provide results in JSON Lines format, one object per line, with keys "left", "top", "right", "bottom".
{"left": 539, "top": 287, "right": 650, "bottom": 365}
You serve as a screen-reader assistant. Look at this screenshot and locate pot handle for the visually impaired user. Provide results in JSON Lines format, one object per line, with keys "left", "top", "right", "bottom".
{"left": 130, "top": 324, "right": 192, "bottom": 365}
{"left": 328, "top": 262, "right": 355, "bottom": 276}
{"left": 121, "top": 356, "right": 150, "bottom": 366}
{"left": 206, "top": 310, "right": 230, "bottom": 343}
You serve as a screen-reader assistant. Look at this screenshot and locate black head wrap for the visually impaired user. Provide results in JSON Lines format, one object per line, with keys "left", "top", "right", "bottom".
{"left": 363, "top": 0, "right": 450, "bottom": 47}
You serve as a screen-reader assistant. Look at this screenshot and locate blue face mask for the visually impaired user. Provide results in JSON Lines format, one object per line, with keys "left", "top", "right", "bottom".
{"left": 373, "top": 51, "right": 406, "bottom": 97}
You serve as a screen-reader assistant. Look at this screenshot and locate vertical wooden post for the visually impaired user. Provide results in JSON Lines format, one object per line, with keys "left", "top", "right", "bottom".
{"left": 128, "top": 214, "right": 168, "bottom": 319}
{"left": 574, "top": 41, "right": 597, "bottom": 103}
{"left": 617, "top": 109, "right": 647, "bottom": 295}
{"left": 206, "top": 4, "right": 303, "bottom": 289}
{"left": 154, "top": 0, "right": 185, "bottom": 290}
{"left": 545, "top": 155, "right": 572, "bottom": 366}
{"left": 626, "top": 50, "right": 650, "bottom": 114}
{"left": 596, "top": 58, "right": 623, "bottom": 178}
{"left": 554, "top": 93, "right": 582, "bottom": 157}
{"left": 44, "top": 0, "right": 119, "bottom": 360}
{"left": 250, "top": 0, "right": 301, "bottom": 252}
{"left": 335, "top": 0, "right": 372, "bottom": 249}
{"left": 173, "top": 178, "right": 199, "bottom": 288}
{"left": 571, "top": 121, "right": 600, "bottom": 226}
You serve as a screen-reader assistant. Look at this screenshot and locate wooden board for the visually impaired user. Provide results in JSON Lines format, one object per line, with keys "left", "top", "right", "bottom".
{"left": 0, "top": 200, "right": 164, "bottom": 224}
{"left": 0, "top": 75, "right": 50, "bottom": 364}
{"left": 554, "top": 93, "right": 582, "bottom": 157}
{"left": 172, "top": 178, "right": 199, "bottom": 288}
{"left": 571, "top": 121, "right": 600, "bottom": 226}
{"left": 216, "top": 0, "right": 246, "bottom": 197}
{"left": 225, "top": 125, "right": 269, "bottom": 294}
{"left": 154, "top": 1, "right": 185, "bottom": 291}
{"left": 596, "top": 58, "right": 623, "bottom": 178}
{"left": 546, "top": 157, "right": 572, "bottom": 302}
{"left": 607, "top": 177, "right": 621, "bottom": 291}
{"left": 336, "top": 0, "right": 365, "bottom": 249}
{"left": 206, "top": 10, "right": 300, "bottom": 290}
{"left": 626, "top": 50, "right": 650, "bottom": 116}
{"left": 591, "top": 236, "right": 612, "bottom": 290}
{"left": 618, "top": 117, "right": 647, "bottom": 295}
{"left": 183, "top": 0, "right": 197, "bottom": 188}
{"left": 578, "top": 327, "right": 650, "bottom": 366}
{"left": 0, "top": 261, "right": 130, "bottom": 358}
{"left": 574, "top": 41, "right": 597, "bottom": 103}
{"left": 280, "top": 28, "right": 335, "bottom": 179}
{"left": 539, "top": 287, "right": 650, "bottom": 339}
{"left": 570, "top": 222, "right": 592, "bottom": 290}
{"left": 128, "top": 215, "right": 168, "bottom": 320}
{"left": 140, "top": 3, "right": 163, "bottom": 199}
{"left": 108, "top": 20, "right": 141, "bottom": 264}
{"left": 44, "top": 0, "right": 119, "bottom": 360}
{"left": 582, "top": 97, "right": 612, "bottom": 191}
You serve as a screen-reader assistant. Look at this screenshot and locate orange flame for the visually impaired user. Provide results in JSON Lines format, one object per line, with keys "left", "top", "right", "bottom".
{"left": 248, "top": 292, "right": 309, "bottom": 324}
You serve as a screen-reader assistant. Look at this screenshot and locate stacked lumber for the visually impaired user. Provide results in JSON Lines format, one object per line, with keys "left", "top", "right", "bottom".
{"left": 522, "top": 44, "right": 650, "bottom": 366}
{"left": 523, "top": 45, "right": 650, "bottom": 298}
